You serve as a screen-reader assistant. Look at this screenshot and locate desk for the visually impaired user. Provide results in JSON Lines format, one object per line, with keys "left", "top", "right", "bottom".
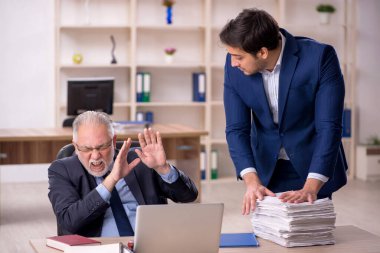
{"left": 0, "top": 124, "right": 207, "bottom": 197}
{"left": 29, "top": 226, "right": 380, "bottom": 253}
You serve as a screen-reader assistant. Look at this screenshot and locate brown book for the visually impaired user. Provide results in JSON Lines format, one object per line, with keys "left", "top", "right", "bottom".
{"left": 46, "top": 234, "right": 101, "bottom": 251}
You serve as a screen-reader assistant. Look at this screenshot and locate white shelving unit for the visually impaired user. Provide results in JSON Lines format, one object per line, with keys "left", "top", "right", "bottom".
{"left": 55, "top": 0, "right": 356, "bottom": 181}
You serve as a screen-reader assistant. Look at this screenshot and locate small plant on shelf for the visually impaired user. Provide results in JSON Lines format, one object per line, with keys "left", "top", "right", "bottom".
{"left": 164, "top": 47, "right": 176, "bottom": 64}
{"left": 164, "top": 47, "right": 176, "bottom": 55}
{"left": 367, "top": 135, "right": 380, "bottom": 146}
{"left": 316, "top": 4, "right": 336, "bottom": 13}
{"left": 162, "top": 0, "right": 175, "bottom": 7}
{"left": 316, "top": 3, "right": 336, "bottom": 24}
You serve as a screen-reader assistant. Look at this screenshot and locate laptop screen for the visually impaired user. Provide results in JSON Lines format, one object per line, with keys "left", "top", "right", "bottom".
{"left": 134, "top": 203, "right": 224, "bottom": 253}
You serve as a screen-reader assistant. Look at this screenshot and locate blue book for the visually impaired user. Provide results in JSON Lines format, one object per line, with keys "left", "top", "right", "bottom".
{"left": 219, "top": 233, "right": 259, "bottom": 247}
{"left": 145, "top": 111, "right": 154, "bottom": 123}
{"left": 342, "top": 108, "right": 351, "bottom": 137}
{"left": 192, "top": 73, "right": 200, "bottom": 102}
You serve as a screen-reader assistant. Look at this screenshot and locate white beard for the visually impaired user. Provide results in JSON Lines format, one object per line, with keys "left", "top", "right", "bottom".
{"left": 79, "top": 148, "right": 115, "bottom": 178}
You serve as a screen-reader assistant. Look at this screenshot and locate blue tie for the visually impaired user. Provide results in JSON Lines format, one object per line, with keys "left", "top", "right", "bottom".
{"left": 110, "top": 186, "right": 134, "bottom": 236}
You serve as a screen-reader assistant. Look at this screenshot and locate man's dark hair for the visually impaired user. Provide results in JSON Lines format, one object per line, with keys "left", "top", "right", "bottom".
{"left": 219, "top": 8, "right": 280, "bottom": 55}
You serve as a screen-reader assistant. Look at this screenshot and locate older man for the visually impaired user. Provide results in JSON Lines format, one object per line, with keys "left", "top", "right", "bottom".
{"left": 48, "top": 111, "right": 198, "bottom": 237}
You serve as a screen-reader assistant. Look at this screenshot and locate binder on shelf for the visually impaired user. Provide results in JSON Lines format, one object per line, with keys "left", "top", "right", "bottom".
{"left": 192, "top": 72, "right": 206, "bottom": 102}
{"left": 136, "top": 111, "right": 144, "bottom": 121}
{"left": 135, "top": 111, "right": 154, "bottom": 124}
{"left": 200, "top": 149, "right": 206, "bottom": 180}
{"left": 136, "top": 73, "right": 143, "bottom": 102}
{"left": 145, "top": 111, "right": 154, "bottom": 123}
{"left": 211, "top": 150, "right": 218, "bottom": 180}
{"left": 342, "top": 108, "right": 351, "bottom": 138}
{"left": 142, "top": 72, "right": 151, "bottom": 102}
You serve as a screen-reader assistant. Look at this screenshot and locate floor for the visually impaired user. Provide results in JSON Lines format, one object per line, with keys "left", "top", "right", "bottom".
{"left": 0, "top": 179, "right": 379, "bottom": 253}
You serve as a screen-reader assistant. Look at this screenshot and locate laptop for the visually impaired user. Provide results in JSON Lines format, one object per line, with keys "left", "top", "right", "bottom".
{"left": 133, "top": 203, "right": 224, "bottom": 253}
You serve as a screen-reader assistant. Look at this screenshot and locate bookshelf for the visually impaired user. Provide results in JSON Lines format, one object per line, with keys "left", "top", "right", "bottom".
{"left": 55, "top": 0, "right": 356, "bottom": 181}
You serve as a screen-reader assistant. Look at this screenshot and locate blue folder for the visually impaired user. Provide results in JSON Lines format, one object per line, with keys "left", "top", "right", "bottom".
{"left": 219, "top": 233, "right": 259, "bottom": 247}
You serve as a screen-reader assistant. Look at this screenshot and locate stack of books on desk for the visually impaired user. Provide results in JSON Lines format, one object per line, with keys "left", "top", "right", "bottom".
{"left": 251, "top": 196, "right": 336, "bottom": 247}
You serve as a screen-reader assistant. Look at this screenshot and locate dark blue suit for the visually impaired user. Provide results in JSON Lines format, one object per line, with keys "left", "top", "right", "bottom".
{"left": 224, "top": 29, "right": 347, "bottom": 196}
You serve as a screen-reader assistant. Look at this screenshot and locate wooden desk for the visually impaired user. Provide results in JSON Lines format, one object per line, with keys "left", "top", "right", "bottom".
{"left": 29, "top": 226, "right": 380, "bottom": 253}
{"left": 0, "top": 124, "right": 207, "bottom": 197}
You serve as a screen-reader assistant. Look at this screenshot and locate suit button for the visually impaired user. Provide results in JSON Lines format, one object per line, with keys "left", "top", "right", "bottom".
{"left": 280, "top": 133, "right": 284, "bottom": 137}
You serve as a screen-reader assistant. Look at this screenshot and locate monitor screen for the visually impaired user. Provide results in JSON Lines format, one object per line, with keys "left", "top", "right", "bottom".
{"left": 67, "top": 77, "right": 114, "bottom": 116}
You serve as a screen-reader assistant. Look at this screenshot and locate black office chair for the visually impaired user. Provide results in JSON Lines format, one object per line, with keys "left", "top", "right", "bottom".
{"left": 62, "top": 117, "right": 76, "bottom": 127}
{"left": 56, "top": 141, "right": 140, "bottom": 159}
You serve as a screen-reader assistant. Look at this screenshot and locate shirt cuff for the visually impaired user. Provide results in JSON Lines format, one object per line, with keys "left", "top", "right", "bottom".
{"left": 96, "top": 183, "right": 112, "bottom": 203}
{"left": 307, "top": 172, "right": 329, "bottom": 183}
{"left": 158, "top": 164, "right": 179, "bottom": 183}
{"left": 240, "top": 167, "right": 258, "bottom": 178}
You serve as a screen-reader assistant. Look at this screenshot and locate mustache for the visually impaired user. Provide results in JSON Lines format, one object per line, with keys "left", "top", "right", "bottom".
{"left": 89, "top": 159, "right": 105, "bottom": 166}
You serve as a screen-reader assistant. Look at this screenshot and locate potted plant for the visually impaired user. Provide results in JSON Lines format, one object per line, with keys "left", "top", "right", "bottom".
{"left": 316, "top": 4, "right": 336, "bottom": 24}
{"left": 367, "top": 135, "right": 380, "bottom": 146}
{"left": 164, "top": 47, "right": 176, "bottom": 63}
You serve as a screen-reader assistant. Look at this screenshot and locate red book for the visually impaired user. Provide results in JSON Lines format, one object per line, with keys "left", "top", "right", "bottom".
{"left": 46, "top": 234, "right": 101, "bottom": 251}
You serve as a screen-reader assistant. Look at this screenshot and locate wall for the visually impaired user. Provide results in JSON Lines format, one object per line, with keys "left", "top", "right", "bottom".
{"left": 0, "top": 0, "right": 55, "bottom": 182}
{"left": 0, "top": 0, "right": 55, "bottom": 128}
{"left": 0, "top": 1, "right": 379, "bottom": 181}
{"left": 356, "top": 0, "right": 380, "bottom": 144}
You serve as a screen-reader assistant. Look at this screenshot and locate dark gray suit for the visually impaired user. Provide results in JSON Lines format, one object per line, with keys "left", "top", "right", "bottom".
{"left": 48, "top": 151, "right": 198, "bottom": 237}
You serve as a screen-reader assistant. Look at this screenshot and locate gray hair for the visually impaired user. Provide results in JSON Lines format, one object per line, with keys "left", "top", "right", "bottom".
{"left": 72, "top": 111, "right": 114, "bottom": 142}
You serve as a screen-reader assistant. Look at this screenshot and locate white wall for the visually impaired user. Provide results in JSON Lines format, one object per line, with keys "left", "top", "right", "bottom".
{"left": 356, "top": 0, "right": 380, "bottom": 144}
{"left": 0, "top": 0, "right": 55, "bottom": 128}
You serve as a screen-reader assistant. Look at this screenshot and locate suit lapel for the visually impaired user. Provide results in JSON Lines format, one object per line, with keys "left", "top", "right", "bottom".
{"left": 125, "top": 170, "right": 146, "bottom": 205}
{"left": 278, "top": 29, "right": 299, "bottom": 126}
{"left": 250, "top": 73, "right": 274, "bottom": 124}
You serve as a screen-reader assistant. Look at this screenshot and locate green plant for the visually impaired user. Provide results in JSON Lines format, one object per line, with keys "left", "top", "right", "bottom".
{"left": 162, "top": 0, "right": 175, "bottom": 7}
{"left": 316, "top": 4, "right": 336, "bottom": 13}
{"left": 367, "top": 135, "right": 380, "bottom": 145}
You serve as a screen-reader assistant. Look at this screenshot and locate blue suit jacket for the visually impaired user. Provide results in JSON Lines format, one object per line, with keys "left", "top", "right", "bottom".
{"left": 224, "top": 29, "right": 347, "bottom": 196}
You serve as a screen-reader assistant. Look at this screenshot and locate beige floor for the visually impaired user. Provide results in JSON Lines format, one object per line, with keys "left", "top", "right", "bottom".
{"left": 1, "top": 179, "right": 379, "bottom": 253}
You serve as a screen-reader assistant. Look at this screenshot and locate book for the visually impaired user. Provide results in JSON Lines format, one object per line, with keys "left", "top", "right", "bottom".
{"left": 219, "top": 233, "right": 259, "bottom": 247}
{"left": 113, "top": 121, "right": 150, "bottom": 132}
{"left": 136, "top": 73, "right": 143, "bottom": 102}
{"left": 64, "top": 242, "right": 132, "bottom": 253}
{"left": 342, "top": 108, "right": 351, "bottom": 137}
{"left": 145, "top": 111, "right": 154, "bottom": 123}
{"left": 211, "top": 149, "right": 218, "bottom": 179}
{"left": 198, "top": 73, "right": 206, "bottom": 102}
{"left": 200, "top": 150, "right": 206, "bottom": 180}
{"left": 46, "top": 234, "right": 101, "bottom": 251}
{"left": 192, "top": 72, "right": 206, "bottom": 102}
{"left": 142, "top": 72, "right": 151, "bottom": 102}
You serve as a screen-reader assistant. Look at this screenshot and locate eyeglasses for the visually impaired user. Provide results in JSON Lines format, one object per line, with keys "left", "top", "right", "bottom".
{"left": 74, "top": 139, "right": 113, "bottom": 153}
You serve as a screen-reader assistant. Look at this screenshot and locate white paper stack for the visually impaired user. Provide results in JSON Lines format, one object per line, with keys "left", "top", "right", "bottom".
{"left": 251, "top": 196, "right": 336, "bottom": 247}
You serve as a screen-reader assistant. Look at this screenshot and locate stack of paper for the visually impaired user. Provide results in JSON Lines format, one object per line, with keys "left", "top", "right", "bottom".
{"left": 251, "top": 196, "right": 336, "bottom": 247}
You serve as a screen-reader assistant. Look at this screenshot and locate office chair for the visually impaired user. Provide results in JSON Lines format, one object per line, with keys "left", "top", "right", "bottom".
{"left": 62, "top": 117, "right": 76, "bottom": 127}
{"left": 56, "top": 141, "right": 140, "bottom": 159}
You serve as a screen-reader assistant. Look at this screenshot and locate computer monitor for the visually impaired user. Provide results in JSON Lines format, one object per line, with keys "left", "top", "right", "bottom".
{"left": 67, "top": 77, "right": 114, "bottom": 116}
